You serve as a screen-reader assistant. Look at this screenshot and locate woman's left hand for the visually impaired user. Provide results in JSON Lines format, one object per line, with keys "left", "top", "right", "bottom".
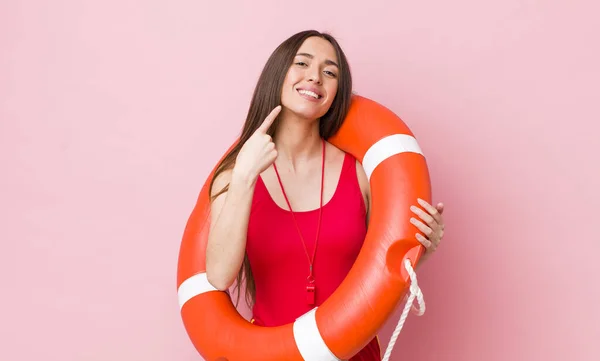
{"left": 410, "top": 198, "right": 445, "bottom": 260}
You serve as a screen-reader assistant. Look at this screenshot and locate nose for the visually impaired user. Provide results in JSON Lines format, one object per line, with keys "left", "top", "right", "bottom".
{"left": 307, "top": 66, "right": 322, "bottom": 85}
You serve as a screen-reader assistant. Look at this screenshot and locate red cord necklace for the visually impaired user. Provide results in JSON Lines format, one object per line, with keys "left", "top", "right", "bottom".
{"left": 272, "top": 138, "right": 325, "bottom": 306}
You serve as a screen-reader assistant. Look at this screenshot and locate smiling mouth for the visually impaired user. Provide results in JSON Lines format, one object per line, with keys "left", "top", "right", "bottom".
{"left": 297, "top": 89, "right": 322, "bottom": 99}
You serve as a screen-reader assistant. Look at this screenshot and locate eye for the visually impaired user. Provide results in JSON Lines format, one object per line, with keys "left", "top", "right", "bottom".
{"left": 324, "top": 70, "right": 337, "bottom": 78}
{"left": 295, "top": 61, "right": 308, "bottom": 67}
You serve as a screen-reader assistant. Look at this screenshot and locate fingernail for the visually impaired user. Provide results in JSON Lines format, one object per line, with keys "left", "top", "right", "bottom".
{"left": 410, "top": 205, "right": 417, "bottom": 212}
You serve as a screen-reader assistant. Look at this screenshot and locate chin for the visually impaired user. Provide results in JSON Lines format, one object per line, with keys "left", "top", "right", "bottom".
{"left": 290, "top": 107, "right": 324, "bottom": 120}
{"left": 283, "top": 101, "right": 330, "bottom": 121}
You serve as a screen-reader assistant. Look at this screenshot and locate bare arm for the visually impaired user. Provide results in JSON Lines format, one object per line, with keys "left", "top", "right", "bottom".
{"left": 355, "top": 160, "right": 371, "bottom": 225}
{"left": 205, "top": 106, "right": 281, "bottom": 291}
{"left": 206, "top": 169, "right": 257, "bottom": 291}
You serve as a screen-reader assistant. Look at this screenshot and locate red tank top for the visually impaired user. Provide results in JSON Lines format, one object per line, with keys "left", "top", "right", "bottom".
{"left": 246, "top": 152, "right": 381, "bottom": 360}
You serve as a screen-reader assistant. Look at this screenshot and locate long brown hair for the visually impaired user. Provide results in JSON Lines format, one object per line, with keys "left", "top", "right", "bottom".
{"left": 209, "top": 30, "right": 353, "bottom": 308}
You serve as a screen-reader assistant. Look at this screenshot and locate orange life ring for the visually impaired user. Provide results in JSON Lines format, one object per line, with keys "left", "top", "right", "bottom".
{"left": 177, "top": 94, "right": 432, "bottom": 361}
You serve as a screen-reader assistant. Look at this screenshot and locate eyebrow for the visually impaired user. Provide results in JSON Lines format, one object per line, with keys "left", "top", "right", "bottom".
{"left": 296, "top": 52, "right": 339, "bottom": 68}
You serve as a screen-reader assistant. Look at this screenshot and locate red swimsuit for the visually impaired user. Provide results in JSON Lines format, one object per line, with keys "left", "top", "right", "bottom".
{"left": 246, "top": 152, "right": 381, "bottom": 360}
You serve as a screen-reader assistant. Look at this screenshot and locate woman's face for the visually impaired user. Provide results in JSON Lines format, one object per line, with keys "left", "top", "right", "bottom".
{"left": 280, "top": 36, "right": 340, "bottom": 121}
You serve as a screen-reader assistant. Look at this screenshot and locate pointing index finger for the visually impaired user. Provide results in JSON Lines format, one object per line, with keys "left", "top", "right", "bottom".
{"left": 257, "top": 105, "right": 282, "bottom": 133}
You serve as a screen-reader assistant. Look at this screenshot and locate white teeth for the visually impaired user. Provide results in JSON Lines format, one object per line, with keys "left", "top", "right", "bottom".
{"left": 298, "top": 89, "right": 320, "bottom": 99}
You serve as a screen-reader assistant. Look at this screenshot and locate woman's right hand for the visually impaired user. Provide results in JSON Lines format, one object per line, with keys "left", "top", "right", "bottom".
{"left": 233, "top": 105, "right": 281, "bottom": 183}
{"left": 207, "top": 106, "right": 281, "bottom": 291}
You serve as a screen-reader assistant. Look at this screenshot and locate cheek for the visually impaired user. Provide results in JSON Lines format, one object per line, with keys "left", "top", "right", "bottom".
{"left": 283, "top": 68, "right": 303, "bottom": 86}
{"left": 281, "top": 72, "right": 301, "bottom": 99}
{"left": 326, "top": 83, "right": 338, "bottom": 103}
{"left": 280, "top": 77, "right": 293, "bottom": 100}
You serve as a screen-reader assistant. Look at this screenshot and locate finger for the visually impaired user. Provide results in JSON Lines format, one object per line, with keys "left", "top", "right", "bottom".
{"left": 416, "top": 233, "right": 432, "bottom": 249}
{"left": 257, "top": 105, "right": 282, "bottom": 133}
{"left": 436, "top": 202, "right": 444, "bottom": 214}
{"left": 410, "top": 217, "right": 433, "bottom": 237}
{"left": 267, "top": 149, "right": 278, "bottom": 163}
{"left": 417, "top": 198, "right": 442, "bottom": 224}
{"left": 410, "top": 205, "right": 435, "bottom": 227}
{"left": 436, "top": 203, "right": 446, "bottom": 230}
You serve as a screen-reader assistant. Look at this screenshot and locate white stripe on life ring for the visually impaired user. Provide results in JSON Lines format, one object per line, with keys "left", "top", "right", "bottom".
{"left": 177, "top": 273, "right": 218, "bottom": 309}
{"left": 293, "top": 308, "right": 340, "bottom": 361}
{"left": 362, "top": 134, "right": 424, "bottom": 180}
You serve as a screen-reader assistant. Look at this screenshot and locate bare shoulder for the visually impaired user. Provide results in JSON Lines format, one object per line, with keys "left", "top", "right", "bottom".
{"left": 326, "top": 141, "right": 370, "bottom": 204}
{"left": 324, "top": 141, "right": 347, "bottom": 164}
{"left": 209, "top": 168, "right": 233, "bottom": 199}
{"left": 208, "top": 168, "right": 234, "bottom": 228}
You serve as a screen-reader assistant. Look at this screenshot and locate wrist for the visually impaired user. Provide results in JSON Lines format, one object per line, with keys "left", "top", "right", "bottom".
{"left": 231, "top": 167, "right": 257, "bottom": 190}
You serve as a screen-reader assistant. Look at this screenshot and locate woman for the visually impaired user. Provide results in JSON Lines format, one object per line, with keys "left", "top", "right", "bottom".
{"left": 205, "top": 30, "right": 445, "bottom": 360}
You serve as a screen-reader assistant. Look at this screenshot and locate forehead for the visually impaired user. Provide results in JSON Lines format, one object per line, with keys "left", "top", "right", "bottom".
{"left": 297, "top": 37, "right": 338, "bottom": 63}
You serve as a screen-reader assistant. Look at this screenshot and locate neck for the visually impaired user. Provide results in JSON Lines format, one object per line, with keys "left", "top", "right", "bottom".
{"left": 274, "top": 111, "right": 322, "bottom": 170}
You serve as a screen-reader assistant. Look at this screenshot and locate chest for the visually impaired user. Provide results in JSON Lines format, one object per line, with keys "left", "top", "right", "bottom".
{"left": 260, "top": 155, "right": 345, "bottom": 212}
{"left": 246, "top": 151, "right": 368, "bottom": 277}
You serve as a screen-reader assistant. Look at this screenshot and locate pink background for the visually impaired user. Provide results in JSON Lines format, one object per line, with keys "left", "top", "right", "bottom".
{"left": 2, "top": 1, "right": 599, "bottom": 360}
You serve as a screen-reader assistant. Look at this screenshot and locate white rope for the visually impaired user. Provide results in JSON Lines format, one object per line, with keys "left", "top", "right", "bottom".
{"left": 381, "top": 259, "right": 426, "bottom": 361}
